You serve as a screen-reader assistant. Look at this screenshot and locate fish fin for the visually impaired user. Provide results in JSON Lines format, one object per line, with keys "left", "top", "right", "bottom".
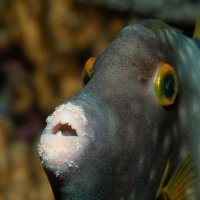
{"left": 159, "top": 155, "right": 198, "bottom": 200}
{"left": 156, "top": 159, "right": 171, "bottom": 198}
{"left": 193, "top": 11, "right": 200, "bottom": 39}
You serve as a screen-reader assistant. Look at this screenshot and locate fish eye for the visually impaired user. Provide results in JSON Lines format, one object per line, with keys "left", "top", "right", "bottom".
{"left": 154, "top": 63, "right": 178, "bottom": 106}
{"left": 82, "top": 57, "right": 96, "bottom": 85}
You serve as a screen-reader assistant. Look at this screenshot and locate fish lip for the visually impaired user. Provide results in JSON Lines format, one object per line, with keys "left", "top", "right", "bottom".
{"left": 38, "top": 102, "right": 91, "bottom": 177}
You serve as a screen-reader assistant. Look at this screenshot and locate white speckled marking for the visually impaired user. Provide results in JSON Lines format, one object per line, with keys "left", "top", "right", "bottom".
{"left": 38, "top": 102, "right": 89, "bottom": 176}
{"left": 163, "top": 136, "right": 170, "bottom": 154}
{"left": 138, "top": 156, "right": 145, "bottom": 171}
{"left": 149, "top": 168, "right": 155, "bottom": 182}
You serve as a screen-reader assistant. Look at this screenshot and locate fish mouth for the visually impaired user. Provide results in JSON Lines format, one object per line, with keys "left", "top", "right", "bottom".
{"left": 47, "top": 102, "right": 88, "bottom": 137}
{"left": 38, "top": 102, "right": 89, "bottom": 177}
{"left": 52, "top": 123, "right": 78, "bottom": 136}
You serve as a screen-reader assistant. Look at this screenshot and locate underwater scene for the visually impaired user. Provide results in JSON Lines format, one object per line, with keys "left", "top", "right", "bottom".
{"left": 0, "top": 0, "right": 200, "bottom": 199}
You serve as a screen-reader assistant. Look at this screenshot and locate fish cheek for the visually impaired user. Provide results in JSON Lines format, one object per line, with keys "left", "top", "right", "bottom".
{"left": 135, "top": 104, "right": 173, "bottom": 185}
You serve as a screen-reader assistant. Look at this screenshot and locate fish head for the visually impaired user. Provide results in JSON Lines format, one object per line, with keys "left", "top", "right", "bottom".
{"left": 38, "top": 20, "right": 183, "bottom": 200}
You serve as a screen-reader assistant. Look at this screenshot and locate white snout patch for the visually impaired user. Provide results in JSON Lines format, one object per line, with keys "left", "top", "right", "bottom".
{"left": 38, "top": 102, "right": 89, "bottom": 176}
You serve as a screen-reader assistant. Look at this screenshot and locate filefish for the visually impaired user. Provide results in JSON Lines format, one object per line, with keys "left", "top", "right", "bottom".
{"left": 38, "top": 20, "right": 200, "bottom": 200}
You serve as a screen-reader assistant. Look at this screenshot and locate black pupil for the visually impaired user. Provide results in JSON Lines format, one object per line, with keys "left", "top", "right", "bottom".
{"left": 164, "top": 74, "right": 175, "bottom": 98}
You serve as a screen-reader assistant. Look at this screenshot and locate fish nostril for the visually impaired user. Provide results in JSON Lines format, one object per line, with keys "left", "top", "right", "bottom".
{"left": 52, "top": 123, "right": 78, "bottom": 136}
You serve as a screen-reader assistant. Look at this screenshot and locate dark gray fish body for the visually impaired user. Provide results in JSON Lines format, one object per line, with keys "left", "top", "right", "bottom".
{"left": 38, "top": 20, "right": 200, "bottom": 199}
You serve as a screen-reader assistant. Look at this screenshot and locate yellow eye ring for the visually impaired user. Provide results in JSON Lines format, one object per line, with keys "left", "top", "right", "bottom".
{"left": 82, "top": 57, "right": 96, "bottom": 85}
{"left": 154, "top": 63, "right": 178, "bottom": 107}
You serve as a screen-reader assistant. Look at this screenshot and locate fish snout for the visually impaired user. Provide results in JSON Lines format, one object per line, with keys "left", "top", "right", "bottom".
{"left": 38, "top": 102, "right": 91, "bottom": 177}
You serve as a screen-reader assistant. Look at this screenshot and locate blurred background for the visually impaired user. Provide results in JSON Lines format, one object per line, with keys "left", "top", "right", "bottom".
{"left": 0, "top": 0, "right": 199, "bottom": 199}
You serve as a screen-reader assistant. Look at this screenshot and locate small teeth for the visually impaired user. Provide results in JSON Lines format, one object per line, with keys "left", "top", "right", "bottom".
{"left": 56, "top": 131, "right": 62, "bottom": 136}
{"left": 60, "top": 118, "right": 66, "bottom": 125}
